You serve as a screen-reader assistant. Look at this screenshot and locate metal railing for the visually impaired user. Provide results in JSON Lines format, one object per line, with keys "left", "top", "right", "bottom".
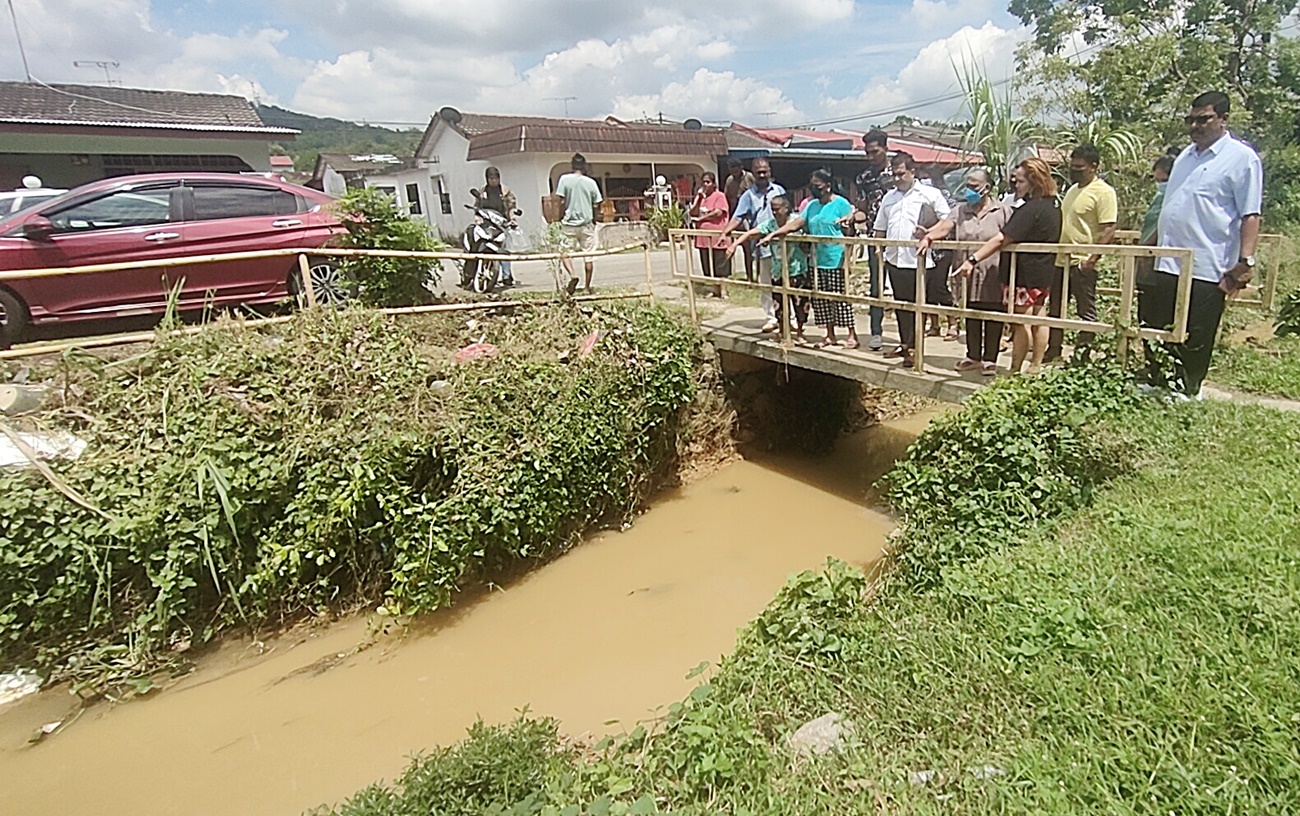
{"left": 0, "top": 242, "right": 659, "bottom": 360}
{"left": 668, "top": 227, "right": 1209, "bottom": 374}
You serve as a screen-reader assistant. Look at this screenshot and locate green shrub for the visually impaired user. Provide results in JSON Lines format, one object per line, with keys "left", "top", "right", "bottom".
{"left": 332, "top": 188, "right": 444, "bottom": 307}
{"left": 0, "top": 303, "right": 701, "bottom": 691}
{"left": 882, "top": 365, "right": 1142, "bottom": 589}
{"left": 317, "top": 717, "right": 575, "bottom": 816}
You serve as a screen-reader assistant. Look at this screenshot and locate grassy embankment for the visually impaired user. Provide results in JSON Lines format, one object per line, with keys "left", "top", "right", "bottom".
{"left": 1208, "top": 233, "right": 1300, "bottom": 399}
{"left": 0, "top": 302, "right": 726, "bottom": 693}
{"left": 319, "top": 366, "right": 1300, "bottom": 815}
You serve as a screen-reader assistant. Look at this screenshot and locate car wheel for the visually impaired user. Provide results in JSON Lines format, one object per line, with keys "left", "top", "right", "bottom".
{"left": 293, "top": 258, "right": 355, "bottom": 307}
{"left": 0, "top": 288, "right": 30, "bottom": 350}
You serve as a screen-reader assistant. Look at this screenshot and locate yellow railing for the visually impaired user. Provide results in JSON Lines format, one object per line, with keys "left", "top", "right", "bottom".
{"left": 0, "top": 242, "right": 657, "bottom": 360}
{"left": 668, "top": 228, "right": 1208, "bottom": 373}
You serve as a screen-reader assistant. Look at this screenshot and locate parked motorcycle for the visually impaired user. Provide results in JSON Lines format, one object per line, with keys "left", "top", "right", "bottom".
{"left": 459, "top": 189, "right": 522, "bottom": 294}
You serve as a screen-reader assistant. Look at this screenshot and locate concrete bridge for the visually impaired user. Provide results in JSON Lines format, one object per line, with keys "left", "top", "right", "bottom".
{"left": 703, "top": 306, "right": 986, "bottom": 404}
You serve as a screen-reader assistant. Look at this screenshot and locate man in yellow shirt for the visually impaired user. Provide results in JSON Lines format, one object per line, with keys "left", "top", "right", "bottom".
{"left": 1047, "top": 143, "right": 1118, "bottom": 361}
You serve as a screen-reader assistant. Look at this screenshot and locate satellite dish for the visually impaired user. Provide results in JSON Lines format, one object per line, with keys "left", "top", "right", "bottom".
{"left": 683, "top": 118, "right": 703, "bottom": 131}
{"left": 438, "top": 106, "right": 463, "bottom": 124}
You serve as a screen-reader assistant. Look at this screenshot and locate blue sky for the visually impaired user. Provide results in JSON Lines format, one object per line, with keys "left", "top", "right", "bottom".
{"left": 3, "top": 0, "right": 1024, "bottom": 127}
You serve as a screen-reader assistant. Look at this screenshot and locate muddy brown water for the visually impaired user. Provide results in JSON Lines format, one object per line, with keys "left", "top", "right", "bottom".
{"left": 0, "top": 413, "right": 934, "bottom": 815}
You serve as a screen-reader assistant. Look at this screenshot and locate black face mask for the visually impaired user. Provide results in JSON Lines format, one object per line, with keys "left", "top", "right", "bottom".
{"left": 810, "top": 184, "right": 827, "bottom": 198}
{"left": 1069, "top": 169, "right": 1086, "bottom": 184}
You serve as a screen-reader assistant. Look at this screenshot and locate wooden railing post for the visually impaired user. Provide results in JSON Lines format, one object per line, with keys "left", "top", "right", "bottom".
{"left": 779, "top": 239, "right": 792, "bottom": 348}
{"left": 1116, "top": 252, "right": 1137, "bottom": 366}
{"left": 642, "top": 242, "right": 655, "bottom": 304}
{"left": 297, "top": 253, "right": 319, "bottom": 309}
{"left": 683, "top": 232, "right": 699, "bottom": 324}
{"left": 913, "top": 250, "right": 926, "bottom": 372}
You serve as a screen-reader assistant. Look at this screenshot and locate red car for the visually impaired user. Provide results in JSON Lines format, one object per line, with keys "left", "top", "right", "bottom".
{"left": 0, "top": 173, "right": 346, "bottom": 347}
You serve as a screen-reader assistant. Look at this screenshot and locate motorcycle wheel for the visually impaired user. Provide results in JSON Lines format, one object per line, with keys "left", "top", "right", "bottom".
{"left": 461, "top": 259, "right": 476, "bottom": 288}
{"left": 472, "top": 259, "right": 500, "bottom": 294}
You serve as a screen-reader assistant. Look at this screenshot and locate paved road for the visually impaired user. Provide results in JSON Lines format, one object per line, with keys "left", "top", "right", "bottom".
{"left": 448, "top": 247, "right": 679, "bottom": 296}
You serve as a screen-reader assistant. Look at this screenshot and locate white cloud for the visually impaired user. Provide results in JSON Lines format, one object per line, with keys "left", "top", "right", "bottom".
{"left": 613, "top": 69, "right": 804, "bottom": 123}
{"left": 820, "top": 22, "right": 1027, "bottom": 124}
{"left": 468, "top": 26, "right": 739, "bottom": 117}
{"left": 291, "top": 49, "right": 517, "bottom": 121}
{"left": 909, "top": 0, "right": 1005, "bottom": 30}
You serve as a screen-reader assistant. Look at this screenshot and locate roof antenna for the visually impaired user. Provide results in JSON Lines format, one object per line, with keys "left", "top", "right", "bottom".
{"left": 73, "top": 60, "right": 121, "bottom": 86}
{"left": 545, "top": 96, "right": 576, "bottom": 116}
{"left": 6, "top": 0, "right": 33, "bottom": 81}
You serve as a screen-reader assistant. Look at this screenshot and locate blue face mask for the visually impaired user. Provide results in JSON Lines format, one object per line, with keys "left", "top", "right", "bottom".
{"left": 1156, "top": 181, "right": 1168, "bottom": 193}
{"left": 964, "top": 187, "right": 983, "bottom": 206}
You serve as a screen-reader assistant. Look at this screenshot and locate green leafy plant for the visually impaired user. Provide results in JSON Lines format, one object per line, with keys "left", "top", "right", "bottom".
{"left": 0, "top": 303, "right": 704, "bottom": 692}
{"left": 882, "top": 365, "right": 1142, "bottom": 589}
{"left": 332, "top": 188, "right": 444, "bottom": 307}
{"left": 1275, "top": 288, "right": 1300, "bottom": 336}
{"left": 646, "top": 204, "right": 685, "bottom": 243}
{"left": 954, "top": 60, "right": 1041, "bottom": 191}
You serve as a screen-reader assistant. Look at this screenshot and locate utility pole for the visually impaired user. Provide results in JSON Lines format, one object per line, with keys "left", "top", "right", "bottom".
{"left": 544, "top": 96, "right": 577, "bottom": 116}
{"left": 73, "top": 60, "right": 121, "bottom": 86}
{"left": 756, "top": 111, "right": 777, "bottom": 126}
{"left": 7, "top": 0, "right": 32, "bottom": 81}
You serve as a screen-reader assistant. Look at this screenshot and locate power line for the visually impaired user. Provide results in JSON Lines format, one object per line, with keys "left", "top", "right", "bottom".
{"left": 6, "top": 0, "right": 32, "bottom": 81}
{"left": 787, "top": 37, "right": 1113, "bottom": 131}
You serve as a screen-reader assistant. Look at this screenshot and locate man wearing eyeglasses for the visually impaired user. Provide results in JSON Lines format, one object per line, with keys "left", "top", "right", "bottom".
{"left": 1143, "top": 91, "right": 1263, "bottom": 399}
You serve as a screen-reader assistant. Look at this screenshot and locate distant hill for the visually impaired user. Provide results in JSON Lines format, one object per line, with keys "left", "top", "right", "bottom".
{"left": 257, "top": 104, "right": 424, "bottom": 173}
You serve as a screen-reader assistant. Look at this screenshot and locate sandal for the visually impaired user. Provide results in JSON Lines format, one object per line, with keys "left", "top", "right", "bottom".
{"left": 954, "top": 357, "right": 981, "bottom": 372}
{"left": 842, "top": 338, "right": 860, "bottom": 350}
{"left": 981, "top": 362, "right": 997, "bottom": 376}
{"left": 814, "top": 337, "right": 841, "bottom": 349}
{"left": 944, "top": 328, "right": 961, "bottom": 341}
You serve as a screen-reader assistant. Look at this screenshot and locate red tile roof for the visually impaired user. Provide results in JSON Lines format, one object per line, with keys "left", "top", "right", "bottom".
{"left": 0, "top": 80, "right": 294, "bottom": 134}
{"left": 467, "top": 121, "right": 728, "bottom": 160}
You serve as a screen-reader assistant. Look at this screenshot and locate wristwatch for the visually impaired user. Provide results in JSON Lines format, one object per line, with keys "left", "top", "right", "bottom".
{"left": 1240, "top": 255, "right": 1257, "bottom": 268}
{"left": 966, "top": 254, "right": 979, "bottom": 265}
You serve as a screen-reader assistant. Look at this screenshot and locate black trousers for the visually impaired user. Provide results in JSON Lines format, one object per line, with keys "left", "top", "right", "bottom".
{"left": 887, "top": 263, "right": 918, "bottom": 349}
{"left": 966, "top": 302, "right": 1004, "bottom": 363}
{"left": 1047, "top": 264, "right": 1099, "bottom": 359}
{"left": 1138, "top": 271, "right": 1226, "bottom": 395}
{"left": 926, "top": 250, "right": 955, "bottom": 308}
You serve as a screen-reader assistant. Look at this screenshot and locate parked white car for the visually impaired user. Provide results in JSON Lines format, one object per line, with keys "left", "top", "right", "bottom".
{"left": 0, "top": 183, "right": 67, "bottom": 216}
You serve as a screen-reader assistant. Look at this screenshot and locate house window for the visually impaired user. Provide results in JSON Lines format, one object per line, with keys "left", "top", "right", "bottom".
{"left": 437, "top": 178, "right": 452, "bottom": 215}
{"left": 374, "top": 186, "right": 397, "bottom": 199}
{"left": 405, "top": 183, "right": 423, "bottom": 215}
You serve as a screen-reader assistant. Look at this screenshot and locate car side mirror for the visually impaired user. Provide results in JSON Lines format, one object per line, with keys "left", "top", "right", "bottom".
{"left": 20, "top": 216, "right": 55, "bottom": 241}
{"left": 513, "top": 208, "right": 524, "bottom": 216}
{"left": 469, "top": 188, "right": 480, "bottom": 198}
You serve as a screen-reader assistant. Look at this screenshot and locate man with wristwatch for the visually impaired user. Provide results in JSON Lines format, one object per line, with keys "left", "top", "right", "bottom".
{"left": 1142, "top": 90, "right": 1263, "bottom": 398}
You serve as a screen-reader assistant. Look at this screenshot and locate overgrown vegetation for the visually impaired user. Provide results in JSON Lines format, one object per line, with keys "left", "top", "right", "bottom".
{"left": 0, "top": 302, "right": 707, "bottom": 692}
{"left": 332, "top": 188, "right": 445, "bottom": 307}
{"left": 882, "top": 364, "right": 1141, "bottom": 589}
{"left": 326, "top": 367, "right": 1300, "bottom": 814}
{"left": 319, "top": 366, "right": 1300, "bottom": 810}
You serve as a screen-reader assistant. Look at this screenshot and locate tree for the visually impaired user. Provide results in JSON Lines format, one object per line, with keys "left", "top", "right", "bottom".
{"left": 1010, "top": 0, "right": 1300, "bottom": 148}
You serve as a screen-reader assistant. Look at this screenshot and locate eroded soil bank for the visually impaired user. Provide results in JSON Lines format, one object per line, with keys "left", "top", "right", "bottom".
{"left": 0, "top": 412, "right": 932, "bottom": 816}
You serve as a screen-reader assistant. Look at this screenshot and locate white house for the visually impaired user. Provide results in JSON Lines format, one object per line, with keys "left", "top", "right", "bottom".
{"left": 369, "top": 107, "right": 729, "bottom": 247}
{"left": 0, "top": 81, "right": 294, "bottom": 189}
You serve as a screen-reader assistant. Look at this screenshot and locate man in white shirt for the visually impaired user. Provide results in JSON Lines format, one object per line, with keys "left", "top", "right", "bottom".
{"left": 1143, "top": 91, "right": 1264, "bottom": 397}
{"left": 722, "top": 158, "right": 785, "bottom": 331}
{"left": 873, "top": 152, "right": 950, "bottom": 364}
